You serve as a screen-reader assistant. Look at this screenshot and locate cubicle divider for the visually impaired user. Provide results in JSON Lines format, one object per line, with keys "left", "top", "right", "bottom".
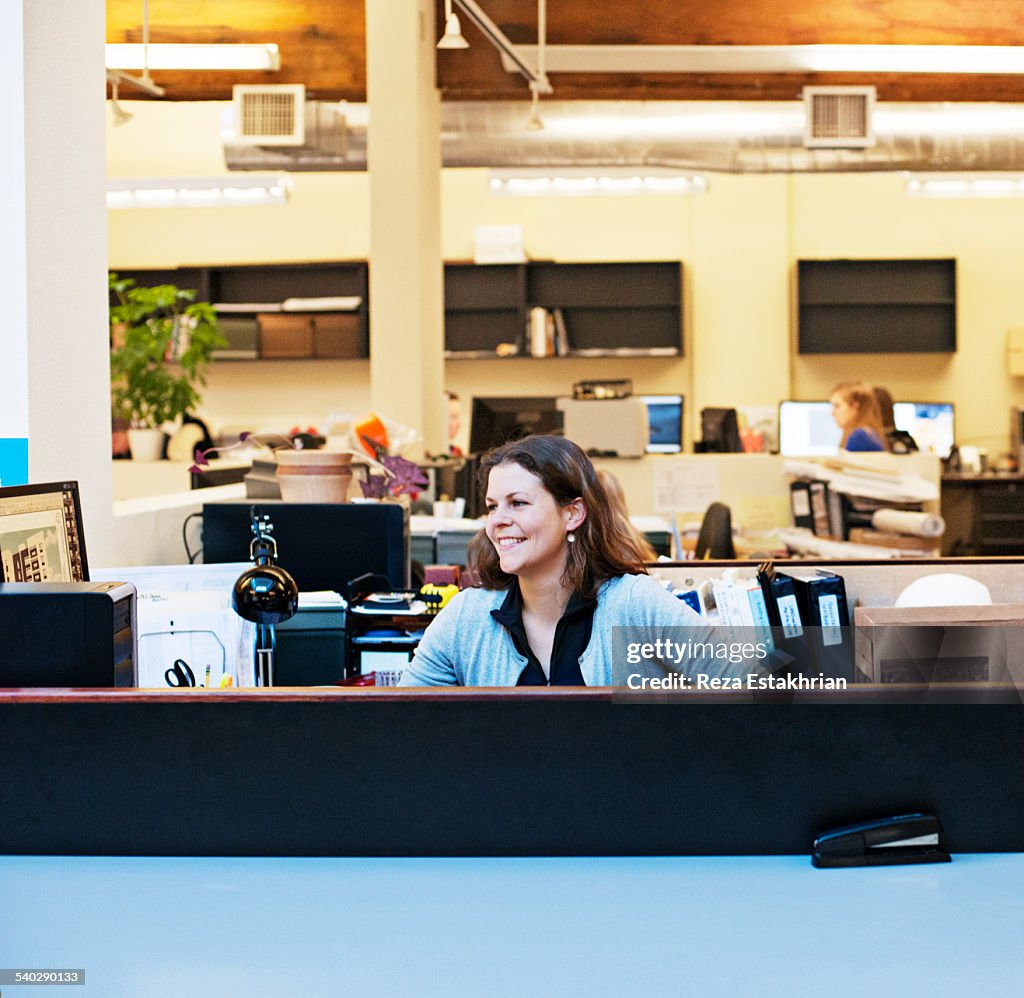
{"left": 1, "top": 686, "right": 1022, "bottom": 857}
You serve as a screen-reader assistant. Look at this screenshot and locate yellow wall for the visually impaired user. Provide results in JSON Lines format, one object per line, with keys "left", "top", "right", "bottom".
{"left": 108, "top": 101, "right": 1024, "bottom": 456}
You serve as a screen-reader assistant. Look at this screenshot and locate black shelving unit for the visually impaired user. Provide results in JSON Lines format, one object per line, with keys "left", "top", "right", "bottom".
{"left": 444, "top": 260, "right": 682, "bottom": 358}
{"left": 797, "top": 258, "right": 956, "bottom": 354}
{"left": 111, "top": 262, "right": 369, "bottom": 360}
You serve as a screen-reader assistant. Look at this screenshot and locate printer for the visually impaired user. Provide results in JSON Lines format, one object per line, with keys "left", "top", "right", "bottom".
{"left": 557, "top": 397, "right": 650, "bottom": 457}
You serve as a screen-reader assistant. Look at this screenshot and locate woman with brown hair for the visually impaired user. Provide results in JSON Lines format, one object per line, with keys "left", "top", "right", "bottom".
{"left": 400, "top": 434, "right": 711, "bottom": 686}
{"left": 830, "top": 381, "right": 886, "bottom": 452}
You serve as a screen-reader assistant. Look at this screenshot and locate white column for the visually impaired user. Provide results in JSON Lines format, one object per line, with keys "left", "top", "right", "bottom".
{"left": 20, "top": 0, "right": 113, "bottom": 560}
{"left": 0, "top": 2, "right": 29, "bottom": 486}
{"left": 365, "top": 0, "right": 446, "bottom": 458}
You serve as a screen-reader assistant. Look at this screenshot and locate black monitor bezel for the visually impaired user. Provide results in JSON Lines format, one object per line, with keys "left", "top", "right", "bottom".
{"left": 0, "top": 480, "right": 89, "bottom": 583}
{"left": 469, "top": 396, "right": 564, "bottom": 455}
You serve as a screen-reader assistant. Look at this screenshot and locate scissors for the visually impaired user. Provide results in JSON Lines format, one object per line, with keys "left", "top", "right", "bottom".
{"left": 165, "top": 658, "right": 197, "bottom": 688}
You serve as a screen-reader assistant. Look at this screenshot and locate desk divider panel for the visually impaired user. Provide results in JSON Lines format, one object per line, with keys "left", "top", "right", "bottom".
{"left": 1, "top": 689, "right": 1022, "bottom": 857}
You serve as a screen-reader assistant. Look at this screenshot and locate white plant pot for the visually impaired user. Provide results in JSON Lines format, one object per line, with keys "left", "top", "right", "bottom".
{"left": 127, "top": 427, "right": 166, "bottom": 461}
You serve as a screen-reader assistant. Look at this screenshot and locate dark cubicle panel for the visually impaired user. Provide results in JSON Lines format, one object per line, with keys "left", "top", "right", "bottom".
{"left": 202, "top": 500, "right": 409, "bottom": 591}
{"left": 1, "top": 688, "right": 1022, "bottom": 857}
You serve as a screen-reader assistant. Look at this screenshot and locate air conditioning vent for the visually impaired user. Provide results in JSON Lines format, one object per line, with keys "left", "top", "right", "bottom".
{"left": 803, "top": 86, "right": 876, "bottom": 149}
{"left": 232, "top": 84, "right": 306, "bottom": 146}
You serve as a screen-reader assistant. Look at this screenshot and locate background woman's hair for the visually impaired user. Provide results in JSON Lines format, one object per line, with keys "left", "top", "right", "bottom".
{"left": 832, "top": 380, "right": 887, "bottom": 448}
{"left": 467, "top": 434, "right": 650, "bottom": 597}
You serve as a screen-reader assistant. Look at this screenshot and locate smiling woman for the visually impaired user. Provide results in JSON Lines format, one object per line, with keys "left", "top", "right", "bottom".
{"left": 400, "top": 434, "right": 719, "bottom": 687}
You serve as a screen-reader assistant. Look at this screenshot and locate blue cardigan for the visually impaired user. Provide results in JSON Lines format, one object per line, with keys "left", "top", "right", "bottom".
{"left": 844, "top": 427, "right": 885, "bottom": 452}
{"left": 400, "top": 573, "right": 742, "bottom": 687}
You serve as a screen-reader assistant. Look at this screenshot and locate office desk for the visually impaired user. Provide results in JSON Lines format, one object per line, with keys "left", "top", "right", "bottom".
{"left": 1, "top": 853, "right": 1021, "bottom": 997}
{"left": 941, "top": 473, "right": 1024, "bottom": 556}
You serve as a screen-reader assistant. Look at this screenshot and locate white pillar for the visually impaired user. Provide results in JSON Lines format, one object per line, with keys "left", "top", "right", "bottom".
{"left": 19, "top": 0, "right": 113, "bottom": 560}
{"left": 365, "top": 0, "right": 446, "bottom": 458}
{"left": 0, "top": 2, "right": 29, "bottom": 486}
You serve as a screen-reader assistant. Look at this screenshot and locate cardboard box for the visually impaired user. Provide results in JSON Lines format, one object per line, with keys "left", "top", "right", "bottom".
{"left": 312, "top": 313, "right": 362, "bottom": 358}
{"left": 258, "top": 313, "right": 313, "bottom": 358}
{"left": 854, "top": 603, "right": 1024, "bottom": 683}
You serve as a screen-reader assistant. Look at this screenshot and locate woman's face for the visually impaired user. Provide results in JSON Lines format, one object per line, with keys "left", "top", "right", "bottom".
{"left": 830, "top": 392, "right": 859, "bottom": 431}
{"left": 484, "top": 462, "right": 580, "bottom": 584}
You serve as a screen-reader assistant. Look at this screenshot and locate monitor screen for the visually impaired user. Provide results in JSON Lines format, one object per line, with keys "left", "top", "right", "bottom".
{"left": 640, "top": 395, "right": 684, "bottom": 453}
{"left": 202, "top": 500, "right": 409, "bottom": 592}
{"left": 892, "top": 402, "right": 955, "bottom": 459}
{"left": 0, "top": 481, "right": 89, "bottom": 582}
{"left": 778, "top": 401, "right": 842, "bottom": 457}
{"left": 469, "top": 397, "right": 564, "bottom": 455}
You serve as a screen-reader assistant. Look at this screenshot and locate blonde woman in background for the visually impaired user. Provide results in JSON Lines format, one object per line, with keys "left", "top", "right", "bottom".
{"left": 830, "top": 381, "right": 886, "bottom": 453}
{"left": 596, "top": 468, "right": 658, "bottom": 563}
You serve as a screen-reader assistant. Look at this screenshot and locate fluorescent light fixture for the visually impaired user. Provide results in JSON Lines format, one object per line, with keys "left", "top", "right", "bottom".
{"left": 106, "top": 175, "right": 292, "bottom": 209}
{"left": 105, "top": 43, "right": 281, "bottom": 72}
{"left": 489, "top": 167, "right": 708, "bottom": 197}
{"left": 503, "top": 44, "right": 1024, "bottom": 75}
{"left": 905, "top": 173, "right": 1024, "bottom": 198}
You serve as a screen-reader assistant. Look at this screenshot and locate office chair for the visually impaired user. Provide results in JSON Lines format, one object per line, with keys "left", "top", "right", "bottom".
{"left": 695, "top": 502, "right": 736, "bottom": 560}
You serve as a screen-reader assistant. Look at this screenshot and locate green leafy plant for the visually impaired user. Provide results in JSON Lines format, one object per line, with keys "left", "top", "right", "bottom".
{"left": 109, "top": 272, "right": 226, "bottom": 428}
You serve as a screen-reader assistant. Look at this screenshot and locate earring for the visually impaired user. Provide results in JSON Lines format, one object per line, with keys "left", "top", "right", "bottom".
{"left": 567, "top": 531, "right": 576, "bottom": 543}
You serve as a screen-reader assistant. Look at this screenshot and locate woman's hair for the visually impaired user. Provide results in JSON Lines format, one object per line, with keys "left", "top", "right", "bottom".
{"left": 467, "top": 434, "right": 650, "bottom": 597}
{"left": 873, "top": 385, "right": 896, "bottom": 432}
{"left": 832, "top": 381, "right": 886, "bottom": 448}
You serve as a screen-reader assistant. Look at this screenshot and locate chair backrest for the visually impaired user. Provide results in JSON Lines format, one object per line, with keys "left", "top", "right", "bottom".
{"left": 695, "top": 502, "right": 736, "bottom": 560}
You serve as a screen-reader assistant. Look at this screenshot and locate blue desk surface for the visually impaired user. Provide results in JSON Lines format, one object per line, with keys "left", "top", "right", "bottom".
{"left": 1, "top": 854, "right": 1021, "bottom": 997}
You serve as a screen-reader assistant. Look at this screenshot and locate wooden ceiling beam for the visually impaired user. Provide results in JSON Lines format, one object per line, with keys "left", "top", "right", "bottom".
{"left": 105, "top": 0, "right": 1024, "bottom": 102}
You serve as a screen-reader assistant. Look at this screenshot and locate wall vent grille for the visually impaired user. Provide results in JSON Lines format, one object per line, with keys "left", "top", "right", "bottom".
{"left": 232, "top": 85, "right": 306, "bottom": 146}
{"left": 803, "top": 86, "right": 876, "bottom": 148}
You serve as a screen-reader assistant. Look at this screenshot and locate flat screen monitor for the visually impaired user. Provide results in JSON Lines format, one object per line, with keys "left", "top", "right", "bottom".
{"left": 640, "top": 395, "right": 684, "bottom": 454}
{"left": 893, "top": 402, "right": 955, "bottom": 459}
{"left": 469, "top": 397, "right": 564, "bottom": 455}
{"left": 778, "top": 401, "right": 842, "bottom": 457}
{"left": 699, "top": 407, "right": 744, "bottom": 453}
{"left": 0, "top": 481, "right": 88, "bottom": 582}
{"left": 202, "top": 500, "right": 409, "bottom": 592}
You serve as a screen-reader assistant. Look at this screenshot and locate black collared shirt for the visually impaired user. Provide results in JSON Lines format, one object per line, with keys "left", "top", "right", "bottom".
{"left": 490, "top": 580, "right": 598, "bottom": 686}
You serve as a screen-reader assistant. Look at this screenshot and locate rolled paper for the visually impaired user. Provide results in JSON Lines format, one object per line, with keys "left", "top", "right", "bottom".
{"left": 871, "top": 508, "right": 945, "bottom": 538}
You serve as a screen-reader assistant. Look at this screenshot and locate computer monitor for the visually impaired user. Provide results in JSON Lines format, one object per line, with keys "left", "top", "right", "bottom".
{"left": 640, "top": 395, "right": 685, "bottom": 454}
{"left": 0, "top": 481, "right": 89, "bottom": 582}
{"left": 778, "top": 401, "right": 842, "bottom": 457}
{"left": 893, "top": 402, "right": 955, "bottom": 459}
{"left": 699, "top": 407, "right": 744, "bottom": 453}
{"left": 202, "top": 500, "right": 409, "bottom": 592}
{"left": 469, "top": 397, "right": 564, "bottom": 455}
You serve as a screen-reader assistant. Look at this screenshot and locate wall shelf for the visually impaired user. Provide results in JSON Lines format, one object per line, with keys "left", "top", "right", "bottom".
{"left": 112, "top": 262, "right": 370, "bottom": 360}
{"left": 797, "top": 258, "right": 957, "bottom": 354}
{"left": 444, "top": 260, "right": 683, "bottom": 359}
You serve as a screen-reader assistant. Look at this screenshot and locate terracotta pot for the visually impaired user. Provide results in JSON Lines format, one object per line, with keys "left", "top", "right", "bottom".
{"left": 275, "top": 449, "right": 354, "bottom": 503}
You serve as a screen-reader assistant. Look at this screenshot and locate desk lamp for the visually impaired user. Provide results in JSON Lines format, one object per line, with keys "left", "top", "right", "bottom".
{"left": 231, "top": 506, "right": 298, "bottom": 686}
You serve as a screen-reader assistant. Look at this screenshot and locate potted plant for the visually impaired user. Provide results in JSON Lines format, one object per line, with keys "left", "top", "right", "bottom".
{"left": 109, "top": 272, "right": 226, "bottom": 460}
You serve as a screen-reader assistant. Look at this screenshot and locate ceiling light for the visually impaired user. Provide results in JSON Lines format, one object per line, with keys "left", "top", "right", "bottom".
{"left": 105, "top": 43, "right": 281, "bottom": 72}
{"left": 500, "top": 44, "right": 1024, "bottom": 76}
{"left": 437, "top": 0, "right": 469, "bottom": 50}
{"left": 108, "top": 79, "right": 133, "bottom": 127}
{"left": 106, "top": 175, "right": 292, "bottom": 209}
{"left": 905, "top": 174, "right": 1024, "bottom": 198}
{"left": 489, "top": 167, "right": 708, "bottom": 198}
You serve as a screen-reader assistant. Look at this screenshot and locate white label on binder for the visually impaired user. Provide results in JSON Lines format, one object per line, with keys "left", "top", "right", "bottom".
{"left": 776, "top": 594, "right": 803, "bottom": 638}
{"left": 819, "top": 593, "right": 842, "bottom": 646}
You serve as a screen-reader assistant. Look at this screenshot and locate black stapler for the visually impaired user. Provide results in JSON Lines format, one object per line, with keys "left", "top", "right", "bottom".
{"left": 812, "top": 813, "right": 951, "bottom": 868}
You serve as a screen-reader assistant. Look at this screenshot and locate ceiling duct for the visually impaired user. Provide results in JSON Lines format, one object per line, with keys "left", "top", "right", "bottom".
{"left": 222, "top": 100, "right": 1024, "bottom": 174}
